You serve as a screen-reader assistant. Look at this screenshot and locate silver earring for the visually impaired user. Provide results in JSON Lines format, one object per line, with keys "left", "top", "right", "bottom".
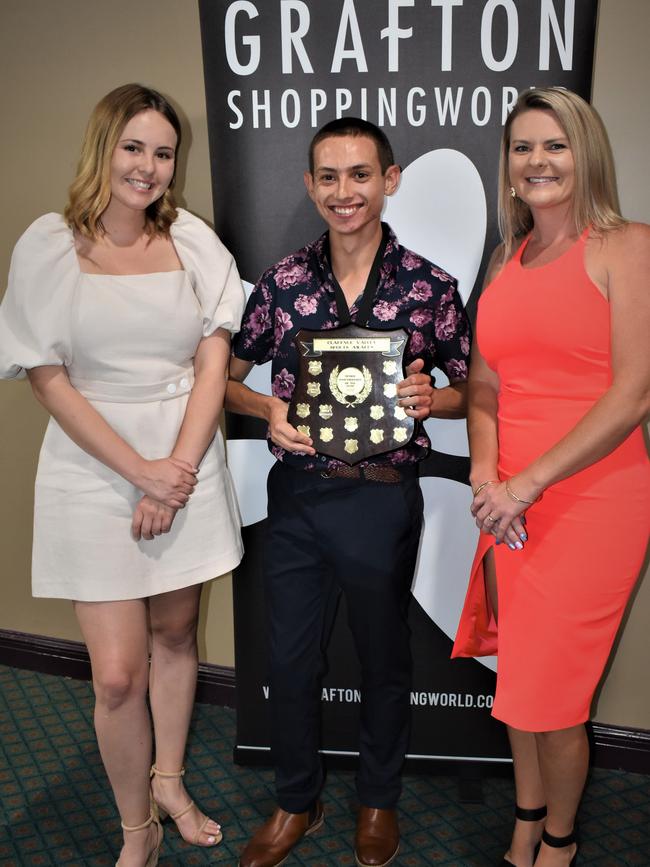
{"left": 510, "top": 186, "right": 516, "bottom": 199}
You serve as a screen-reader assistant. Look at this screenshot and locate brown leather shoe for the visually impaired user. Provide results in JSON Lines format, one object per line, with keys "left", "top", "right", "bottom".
{"left": 355, "top": 806, "right": 399, "bottom": 867}
{"left": 238, "top": 802, "right": 324, "bottom": 867}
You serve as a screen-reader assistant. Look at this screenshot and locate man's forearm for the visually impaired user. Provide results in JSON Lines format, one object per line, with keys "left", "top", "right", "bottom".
{"left": 429, "top": 381, "right": 468, "bottom": 419}
{"left": 225, "top": 377, "right": 274, "bottom": 421}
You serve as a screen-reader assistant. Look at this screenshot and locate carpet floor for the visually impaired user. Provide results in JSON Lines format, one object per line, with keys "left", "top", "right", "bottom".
{"left": 1, "top": 666, "right": 649, "bottom": 866}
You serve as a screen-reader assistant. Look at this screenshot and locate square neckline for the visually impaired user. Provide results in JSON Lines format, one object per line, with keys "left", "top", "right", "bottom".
{"left": 72, "top": 225, "right": 184, "bottom": 278}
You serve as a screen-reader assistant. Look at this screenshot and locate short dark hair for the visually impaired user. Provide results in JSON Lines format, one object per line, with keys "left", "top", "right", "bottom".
{"left": 308, "top": 117, "right": 395, "bottom": 174}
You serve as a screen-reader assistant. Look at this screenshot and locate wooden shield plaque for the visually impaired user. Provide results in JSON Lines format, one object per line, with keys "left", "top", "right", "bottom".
{"left": 287, "top": 324, "right": 415, "bottom": 465}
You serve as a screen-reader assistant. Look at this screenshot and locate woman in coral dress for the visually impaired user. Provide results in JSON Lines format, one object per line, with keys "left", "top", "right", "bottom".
{"left": 453, "top": 88, "right": 650, "bottom": 867}
{"left": 0, "top": 85, "right": 244, "bottom": 866}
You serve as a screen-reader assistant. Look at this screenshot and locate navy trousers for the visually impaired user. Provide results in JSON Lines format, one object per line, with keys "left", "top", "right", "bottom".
{"left": 264, "top": 461, "right": 424, "bottom": 813}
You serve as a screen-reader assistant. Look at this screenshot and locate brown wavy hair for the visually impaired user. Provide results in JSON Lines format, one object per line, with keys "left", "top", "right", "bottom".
{"left": 498, "top": 87, "right": 625, "bottom": 261}
{"left": 64, "top": 84, "right": 182, "bottom": 238}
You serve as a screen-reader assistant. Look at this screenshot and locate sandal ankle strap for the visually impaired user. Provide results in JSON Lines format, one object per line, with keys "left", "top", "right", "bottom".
{"left": 515, "top": 805, "right": 547, "bottom": 822}
{"left": 121, "top": 811, "right": 154, "bottom": 833}
{"left": 150, "top": 764, "right": 185, "bottom": 779}
{"left": 542, "top": 828, "right": 576, "bottom": 848}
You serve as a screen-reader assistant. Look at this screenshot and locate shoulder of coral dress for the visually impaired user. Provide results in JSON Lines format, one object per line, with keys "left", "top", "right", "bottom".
{"left": 170, "top": 208, "right": 246, "bottom": 337}
{"left": 0, "top": 213, "right": 78, "bottom": 380}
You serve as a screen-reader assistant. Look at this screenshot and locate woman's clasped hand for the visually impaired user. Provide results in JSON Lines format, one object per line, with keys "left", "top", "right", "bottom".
{"left": 470, "top": 478, "right": 531, "bottom": 549}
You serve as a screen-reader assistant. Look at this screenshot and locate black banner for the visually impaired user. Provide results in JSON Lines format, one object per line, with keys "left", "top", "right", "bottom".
{"left": 199, "top": 0, "right": 598, "bottom": 765}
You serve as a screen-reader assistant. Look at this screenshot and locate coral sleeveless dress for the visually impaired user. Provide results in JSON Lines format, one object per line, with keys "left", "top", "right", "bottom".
{"left": 452, "top": 230, "right": 650, "bottom": 731}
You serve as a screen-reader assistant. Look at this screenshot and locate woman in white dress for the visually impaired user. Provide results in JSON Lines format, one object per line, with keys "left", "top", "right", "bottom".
{"left": 0, "top": 84, "right": 245, "bottom": 866}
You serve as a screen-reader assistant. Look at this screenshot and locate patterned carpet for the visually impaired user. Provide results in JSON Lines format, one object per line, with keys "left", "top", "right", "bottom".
{"left": 1, "top": 665, "right": 649, "bottom": 866}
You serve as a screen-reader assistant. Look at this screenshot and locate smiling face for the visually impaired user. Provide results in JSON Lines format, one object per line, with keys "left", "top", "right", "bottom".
{"left": 304, "top": 134, "right": 400, "bottom": 243}
{"left": 108, "top": 109, "right": 177, "bottom": 218}
{"left": 508, "top": 109, "right": 575, "bottom": 215}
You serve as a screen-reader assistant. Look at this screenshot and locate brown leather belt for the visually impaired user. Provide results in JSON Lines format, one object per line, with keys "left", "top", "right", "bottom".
{"left": 319, "top": 464, "right": 404, "bottom": 484}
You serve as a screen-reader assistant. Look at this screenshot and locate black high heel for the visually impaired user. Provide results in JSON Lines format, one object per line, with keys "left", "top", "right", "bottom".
{"left": 500, "top": 805, "right": 547, "bottom": 866}
{"left": 540, "top": 828, "right": 578, "bottom": 866}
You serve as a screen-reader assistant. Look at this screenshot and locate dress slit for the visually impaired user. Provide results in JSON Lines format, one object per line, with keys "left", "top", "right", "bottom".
{"left": 451, "top": 533, "right": 498, "bottom": 658}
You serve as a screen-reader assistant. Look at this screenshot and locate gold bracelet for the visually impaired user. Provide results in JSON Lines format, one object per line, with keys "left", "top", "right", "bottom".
{"left": 505, "top": 479, "right": 536, "bottom": 505}
{"left": 472, "top": 479, "right": 499, "bottom": 497}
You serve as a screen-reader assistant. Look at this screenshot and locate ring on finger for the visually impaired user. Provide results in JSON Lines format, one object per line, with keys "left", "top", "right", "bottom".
{"left": 486, "top": 514, "right": 498, "bottom": 523}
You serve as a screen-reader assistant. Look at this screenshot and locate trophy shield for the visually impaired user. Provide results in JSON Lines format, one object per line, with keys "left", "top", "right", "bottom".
{"left": 287, "top": 324, "right": 415, "bottom": 465}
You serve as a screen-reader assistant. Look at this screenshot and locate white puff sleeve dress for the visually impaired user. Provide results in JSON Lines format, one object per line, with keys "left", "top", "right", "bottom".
{"left": 0, "top": 209, "right": 245, "bottom": 601}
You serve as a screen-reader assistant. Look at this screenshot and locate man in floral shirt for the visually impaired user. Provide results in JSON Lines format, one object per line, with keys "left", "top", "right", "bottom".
{"left": 227, "top": 118, "right": 470, "bottom": 867}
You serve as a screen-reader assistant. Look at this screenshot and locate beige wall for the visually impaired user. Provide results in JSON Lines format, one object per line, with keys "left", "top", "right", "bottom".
{"left": 590, "top": 0, "right": 650, "bottom": 728}
{"left": 0, "top": 1, "right": 648, "bottom": 726}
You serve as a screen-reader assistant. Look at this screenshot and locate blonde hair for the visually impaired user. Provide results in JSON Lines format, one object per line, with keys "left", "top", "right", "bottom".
{"left": 64, "top": 83, "right": 182, "bottom": 239}
{"left": 498, "top": 87, "right": 625, "bottom": 261}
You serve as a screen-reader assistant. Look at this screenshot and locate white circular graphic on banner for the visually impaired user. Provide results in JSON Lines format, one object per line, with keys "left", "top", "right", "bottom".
{"left": 227, "top": 279, "right": 274, "bottom": 527}
{"left": 414, "top": 477, "right": 497, "bottom": 672}
{"left": 386, "top": 147, "right": 495, "bottom": 670}
{"left": 227, "top": 438, "right": 275, "bottom": 528}
{"left": 383, "top": 147, "right": 487, "bottom": 305}
{"left": 385, "top": 146, "right": 486, "bottom": 460}
{"left": 423, "top": 369, "right": 468, "bottom": 458}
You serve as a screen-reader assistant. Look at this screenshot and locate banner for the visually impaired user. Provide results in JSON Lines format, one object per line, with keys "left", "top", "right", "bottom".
{"left": 199, "top": 0, "right": 599, "bottom": 764}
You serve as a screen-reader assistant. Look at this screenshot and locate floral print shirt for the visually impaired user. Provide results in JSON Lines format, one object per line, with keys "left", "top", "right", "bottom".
{"left": 232, "top": 223, "right": 471, "bottom": 470}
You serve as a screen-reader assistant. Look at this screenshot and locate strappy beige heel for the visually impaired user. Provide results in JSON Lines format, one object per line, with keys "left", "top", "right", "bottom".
{"left": 116, "top": 810, "right": 163, "bottom": 867}
{"left": 150, "top": 765, "right": 223, "bottom": 847}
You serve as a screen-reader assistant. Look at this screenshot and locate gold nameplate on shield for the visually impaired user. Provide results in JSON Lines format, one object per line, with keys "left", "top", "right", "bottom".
{"left": 287, "top": 324, "right": 415, "bottom": 465}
